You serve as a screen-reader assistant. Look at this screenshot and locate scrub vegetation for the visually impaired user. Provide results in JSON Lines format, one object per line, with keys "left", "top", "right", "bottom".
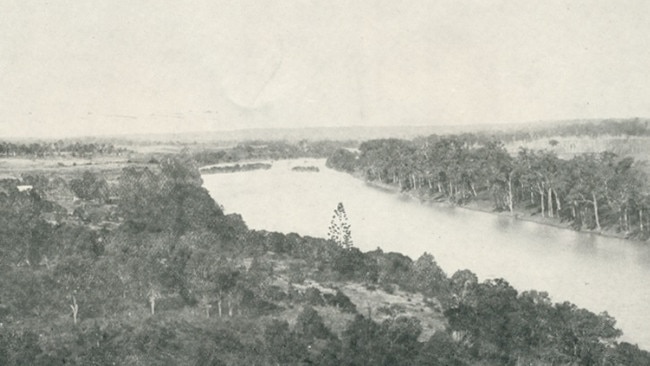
{"left": 1, "top": 119, "right": 649, "bottom": 364}
{"left": 0, "top": 151, "right": 648, "bottom": 365}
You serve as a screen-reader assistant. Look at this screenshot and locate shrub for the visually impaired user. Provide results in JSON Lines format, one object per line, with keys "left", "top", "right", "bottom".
{"left": 324, "top": 290, "right": 356, "bottom": 314}
{"left": 304, "top": 287, "right": 325, "bottom": 306}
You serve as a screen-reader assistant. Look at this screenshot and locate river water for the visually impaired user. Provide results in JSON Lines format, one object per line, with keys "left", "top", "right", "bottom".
{"left": 203, "top": 158, "right": 650, "bottom": 349}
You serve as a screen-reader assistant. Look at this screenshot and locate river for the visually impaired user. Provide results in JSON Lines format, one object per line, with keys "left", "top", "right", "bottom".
{"left": 202, "top": 158, "right": 650, "bottom": 349}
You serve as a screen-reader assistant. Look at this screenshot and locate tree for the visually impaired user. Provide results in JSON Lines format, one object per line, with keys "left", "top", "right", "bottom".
{"left": 567, "top": 154, "right": 607, "bottom": 231}
{"left": 445, "top": 278, "right": 520, "bottom": 362}
{"left": 117, "top": 157, "right": 222, "bottom": 234}
{"left": 295, "top": 306, "right": 333, "bottom": 342}
{"left": 379, "top": 316, "right": 423, "bottom": 364}
{"left": 412, "top": 253, "right": 448, "bottom": 298}
{"left": 158, "top": 149, "right": 203, "bottom": 189}
{"left": 339, "top": 315, "right": 385, "bottom": 365}
{"left": 450, "top": 269, "right": 478, "bottom": 302}
{"left": 147, "top": 287, "right": 161, "bottom": 315}
{"left": 326, "top": 149, "right": 358, "bottom": 172}
{"left": 187, "top": 248, "right": 222, "bottom": 317}
{"left": 69, "top": 171, "right": 109, "bottom": 203}
{"left": 264, "top": 320, "right": 307, "bottom": 364}
{"left": 186, "top": 255, "right": 241, "bottom": 317}
{"left": 416, "top": 331, "right": 468, "bottom": 366}
{"left": 70, "top": 295, "right": 79, "bottom": 324}
{"left": 328, "top": 202, "right": 353, "bottom": 249}
{"left": 604, "top": 157, "right": 644, "bottom": 233}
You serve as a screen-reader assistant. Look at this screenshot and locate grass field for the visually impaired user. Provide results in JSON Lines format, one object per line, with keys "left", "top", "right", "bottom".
{"left": 504, "top": 135, "right": 650, "bottom": 162}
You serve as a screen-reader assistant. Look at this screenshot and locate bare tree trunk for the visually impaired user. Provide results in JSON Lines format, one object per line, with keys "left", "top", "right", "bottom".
{"left": 70, "top": 295, "right": 79, "bottom": 324}
{"left": 470, "top": 182, "right": 477, "bottom": 197}
{"left": 148, "top": 289, "right": 160, "bottom": 315}
{"left": 554, "top": 189, "right": 562, "bottom": 212}
{"left": 547, "top": 187, "right": 554, "bottom": 218}
{"left": 571, "top": 202, "right": 576, "bottom": 219}
{"left": 617, "top": 209, "right": 623, "bottom": 231}
{"left": 218, "top": 299, "right": 222, "bottom": 318}
{"left": 539, "top": 189, "right": 545, "bottom": 218}
{"left": 592, "top": 192, "right": 601, "bottom": 231}
{"left": 640, "top": 209, "right": 644, "bottom": 231}
{"left": 202, "top": 297, "right": 211, "bottom": 318}
{"left": 507, "top": 175, "right": 514, "bottom": 214}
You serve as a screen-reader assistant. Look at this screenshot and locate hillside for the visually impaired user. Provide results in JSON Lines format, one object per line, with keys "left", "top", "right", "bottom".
{"left": 0, "top": 152, "right": 649, "bottom": 365}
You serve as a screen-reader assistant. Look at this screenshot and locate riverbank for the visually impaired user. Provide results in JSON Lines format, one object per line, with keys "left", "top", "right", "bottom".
{"left": 205, "top": 157, "right": 650, "bottom": 350}
{"left": 360, "top": 176, "right": 645, "bottom": 243}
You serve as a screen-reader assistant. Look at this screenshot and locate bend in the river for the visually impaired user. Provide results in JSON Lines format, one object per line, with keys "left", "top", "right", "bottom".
{"left": 203, "top": 158, "right": 650, "bottom": 349}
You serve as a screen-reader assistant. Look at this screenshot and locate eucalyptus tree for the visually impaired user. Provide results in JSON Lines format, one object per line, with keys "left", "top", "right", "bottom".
{"left": 421, "top": 137, "right": 447, "bottom": 194}
{"left": 538, "top": 151, "right": 565, "bottom": 218}
{"left": 636, "top": 191, "right": 650, "bottom": 235}
{"left": 475, "top": 141, "right": 514, "bottom": 212}
{"left": 431, "top": 137, "right": 469, "bottom": 199}
{"left": 566, "top": 154, "right": 607, "bottom": 230}
{"left": 515, "top": 148, "right": 539, "bottom": 210}
{"left": 604, "top": 157, "right": 645, "bottom": 233}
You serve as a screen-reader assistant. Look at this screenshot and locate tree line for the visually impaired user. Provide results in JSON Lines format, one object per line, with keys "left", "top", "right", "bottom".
{"left": 0, "top": 140, "right": 128, "bottom": 158}
{"left": 486, "top": 118, "right": 650, "bottom": 144}
{"left": 193, "top": 140, "right": 356, "bottom": 166}
{"left": 327, "top": 135, "right": 650, "bottom": 239}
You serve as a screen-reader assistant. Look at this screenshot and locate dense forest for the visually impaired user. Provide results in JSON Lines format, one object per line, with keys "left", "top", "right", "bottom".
{"left": 0, "top": 153, "right": 649, "bottom": 365}
{"left": 327, "top": 132, "right": 650, "bottom": 240}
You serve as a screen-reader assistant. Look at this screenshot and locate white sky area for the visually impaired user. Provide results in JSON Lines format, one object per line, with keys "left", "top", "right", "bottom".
{"left": 1, "top": 1, "right": 649, "bottom": 138}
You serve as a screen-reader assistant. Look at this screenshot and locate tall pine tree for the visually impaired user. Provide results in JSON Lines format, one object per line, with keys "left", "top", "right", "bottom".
{"left": 328, "top": 202, "right": 353, "bottom": 249}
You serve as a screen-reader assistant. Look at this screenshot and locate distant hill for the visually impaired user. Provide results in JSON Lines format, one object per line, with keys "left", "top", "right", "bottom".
{"left": 92, "top": 122, "right": 542, "bottom": 143}
{"left": 115, "top": 118, "right": 648, "bottom": 143}
{"left": 4, "top": 118, "right": 648, "bottom": 144}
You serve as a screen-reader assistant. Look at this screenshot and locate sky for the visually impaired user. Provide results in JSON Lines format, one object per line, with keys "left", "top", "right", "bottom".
{"left": 1, "top": 0, "right": 649, "bottom": 138}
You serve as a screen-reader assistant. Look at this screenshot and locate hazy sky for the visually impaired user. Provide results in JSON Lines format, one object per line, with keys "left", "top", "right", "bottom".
{"left": 1, "top": 0, "right": 649, "bottom": 137}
